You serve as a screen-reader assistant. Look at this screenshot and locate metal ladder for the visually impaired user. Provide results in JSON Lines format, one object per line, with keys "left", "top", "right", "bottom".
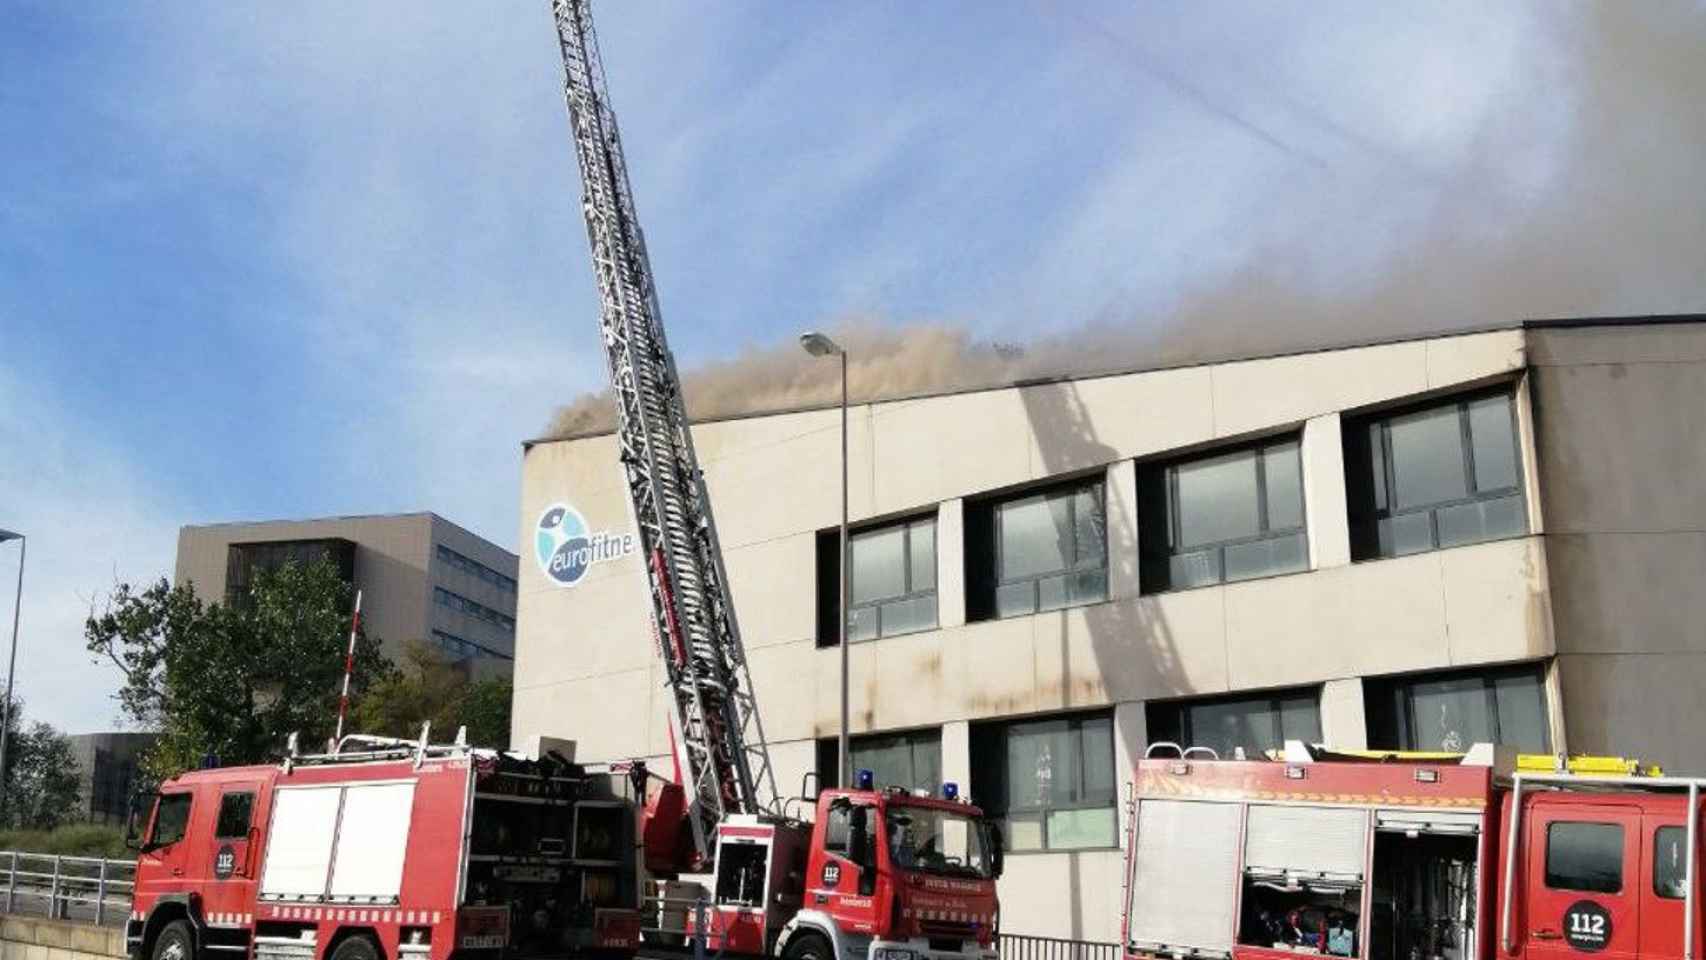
{"left": 548, "top": 0, "right": 779, "bottom": 865}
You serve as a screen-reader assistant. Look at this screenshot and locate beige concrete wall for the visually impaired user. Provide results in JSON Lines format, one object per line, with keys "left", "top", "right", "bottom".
{"left": 0, "top": 917, "right": 125, "bottom": 960}
{"left": 1529, "top": 322, "right": 1706, "bottom": 771}
{"left": 513, "top": 327, "right": 1552, "bottom": 942}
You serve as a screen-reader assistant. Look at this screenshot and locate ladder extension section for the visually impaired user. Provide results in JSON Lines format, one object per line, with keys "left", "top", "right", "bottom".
{"left": 548, "top": 0, "right": 779, "bottom": 861}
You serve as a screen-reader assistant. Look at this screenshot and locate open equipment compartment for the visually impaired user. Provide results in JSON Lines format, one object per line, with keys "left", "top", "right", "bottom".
{"left": 1237, "top": 804, "right": 1366, "bottom": 957}
{"left": 1370, "top": 810, "right": 1480, "bottom": 960}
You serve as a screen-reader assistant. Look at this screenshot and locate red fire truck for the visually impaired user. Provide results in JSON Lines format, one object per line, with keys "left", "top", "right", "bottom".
{"left": 126, "top": 732, "right": 644, "bottom": 960}
{"left": 1119, "top": 742, "right": 1702, "bottom": 960}
{"left": 675, "top": 775, "right": 1003, "bottom": 960}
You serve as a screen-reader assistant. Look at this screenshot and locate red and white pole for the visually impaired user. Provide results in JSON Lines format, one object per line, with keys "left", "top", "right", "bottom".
{"left": 333, "top": 589, "right": 363, "bottom": 748}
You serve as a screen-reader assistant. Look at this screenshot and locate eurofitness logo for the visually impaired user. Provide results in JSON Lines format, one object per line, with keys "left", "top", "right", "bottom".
{"left": 535, "top": 502, "right": 638, "bottom": 587}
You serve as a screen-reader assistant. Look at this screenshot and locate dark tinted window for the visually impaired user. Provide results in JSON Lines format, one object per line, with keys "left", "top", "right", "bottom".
{"left": 1655, "top": 826, "right": 1687, "bottom": 899}
{"left": 215, "top": 792, "right": 254, "bottom": 838}
{"left": 1139, "top": 439, "right": 1308, "bottom": 592}
{"left": 151, "top": 793, "right": 193, "bottom": 847}
{"left": 1547, "top": 822, "right": 1623, "bottom": 893}
{"left": 1344, "top": 389, "right": 1527, "bottom": 560}
{"left": 1364, "top": 663, "right": 1549, "bottom": 753}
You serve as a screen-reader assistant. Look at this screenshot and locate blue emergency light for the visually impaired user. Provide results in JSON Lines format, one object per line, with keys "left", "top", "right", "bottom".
{"left": 942, "top": 781, "right": 959, "bottom": 800}
{"left": 855, "top": 768, "right": 875, "bottom": 790}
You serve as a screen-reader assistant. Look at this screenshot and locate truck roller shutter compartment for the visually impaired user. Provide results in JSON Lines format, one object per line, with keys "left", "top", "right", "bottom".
{"left": 328, "top": 783, "right": 416, "bottom": 902}
{"left": 1129, "top": 799, "right": 1241, "bottom": 958}
{"left": 1244, "top": 805, "right": 1368, "bottom": 880}
{"left": 260, "top": 786, "right": 344, "bottom": 900}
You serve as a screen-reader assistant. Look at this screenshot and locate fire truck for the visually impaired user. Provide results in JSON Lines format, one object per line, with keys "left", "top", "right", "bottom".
{"left": 127, "top": 732, "right": 645, "bottom": 960}
{"left": 1120, "top": 741, "right": 1702, "bottom": 960}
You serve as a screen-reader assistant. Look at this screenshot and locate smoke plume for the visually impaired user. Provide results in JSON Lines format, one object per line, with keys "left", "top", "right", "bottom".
{"left": 545, "top": 3, "right": 1706, "bottom": 440}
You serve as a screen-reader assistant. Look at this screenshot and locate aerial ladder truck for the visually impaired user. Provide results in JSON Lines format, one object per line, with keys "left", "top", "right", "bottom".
{"left": 546, "top": 4, "right": 1004, "bottom": 960}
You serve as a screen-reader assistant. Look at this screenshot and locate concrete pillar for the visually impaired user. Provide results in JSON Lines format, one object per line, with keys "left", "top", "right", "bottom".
{"left": 1106, "top": 460, "right": 1140, "bottom": 602}
{"left": 938, "top": 499, "right": 966, "bottom": 629}
{"left": 1301, "top": 413, "right": 1351, "bottom": 570}
{"left": 1112, "top": 701, "right": 1148, "bottom": 845}
{"left": 1513, "top": 372, "right": 1547, "bottom": 535}
{"left": 1319, "top": 678, "right": 1367, "bottom": 750}
{"left": 1543, "top": 656, "right": 1569, "bottom": 755}
{"left": 941, "top": 720, "right": 971, "bottom": 798}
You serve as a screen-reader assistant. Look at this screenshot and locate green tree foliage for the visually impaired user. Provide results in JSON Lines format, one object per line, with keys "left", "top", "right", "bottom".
{"left": 0, "top": 702, "right": 82, "bottom": 830}
{"left": 351, "top": 641, "right": 512, "bottom": 749}
{"left": 86, "top": 559, "right": 390, "bottom": 780}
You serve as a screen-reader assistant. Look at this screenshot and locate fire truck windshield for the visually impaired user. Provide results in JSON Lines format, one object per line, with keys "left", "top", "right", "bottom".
{"left": 885, "top": 805, "right": 995, "bottom": 879}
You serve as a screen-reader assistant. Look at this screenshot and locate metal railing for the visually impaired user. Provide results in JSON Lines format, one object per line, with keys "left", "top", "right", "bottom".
{"left": 999, "top": 933, "right": 1121, "bottom": 960}
{"left": 0, "top": 852, "right": 135, "bottom": 927}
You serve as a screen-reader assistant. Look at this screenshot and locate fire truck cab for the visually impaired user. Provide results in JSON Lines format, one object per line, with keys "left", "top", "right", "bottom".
{"left": 676, "top": 774, "right": 1003, "bottom": 960}
{"left": 1121, "top": 742, "right": 1703, "bottom": 960}
{"left": 127, "top": 732, "right": 643, "bottom": 960}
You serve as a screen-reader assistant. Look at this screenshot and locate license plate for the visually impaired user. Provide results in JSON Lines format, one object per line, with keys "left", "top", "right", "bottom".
{"left": 460, "top": 935, "right": 505, "bottom": 949}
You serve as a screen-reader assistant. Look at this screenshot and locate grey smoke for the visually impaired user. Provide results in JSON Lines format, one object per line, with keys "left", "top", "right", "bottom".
{"left": 546, "top": 3, "right": 1706, "bottom": 440}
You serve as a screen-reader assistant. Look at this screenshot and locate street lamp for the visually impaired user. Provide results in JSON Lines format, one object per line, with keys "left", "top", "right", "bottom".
{"left": 798, "top": 332, "right": 850, "bottom": 788}
{"left": 0, "top": 529, "right": 23, "bottom": 821}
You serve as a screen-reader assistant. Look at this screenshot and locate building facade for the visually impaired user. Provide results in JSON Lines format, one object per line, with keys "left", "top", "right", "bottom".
{"left": 175, "top": 512, "right": 519, "bottom": 675}
{"left": 510, "top": 317, "right": 1706, "bottom": 942}
{"left": 67, "top": 732, "right": 156, "bottom": 824}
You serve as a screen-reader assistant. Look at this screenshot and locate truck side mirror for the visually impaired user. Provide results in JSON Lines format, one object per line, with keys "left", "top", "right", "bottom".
{"left": 126, "top": 792, "right": 153, "bottom": 852}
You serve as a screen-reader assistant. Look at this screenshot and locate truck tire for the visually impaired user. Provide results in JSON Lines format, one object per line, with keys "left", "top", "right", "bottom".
{"left": 152, "top": 920, "right": 194, "bottom": 960}
{"left": 331, "top": 934, "right": 382, "bottom": 960}
{"left": 783, "top": 931, "right": 833, "bottom": 960}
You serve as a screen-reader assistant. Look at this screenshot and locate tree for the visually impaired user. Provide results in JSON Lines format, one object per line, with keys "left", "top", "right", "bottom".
{"left": 86, "top": 558, "right": 390, "bottom": 780}
{"left": 351, "top": 641, "right": 512, "bottom": 749}
{"left": 0, "top": 701, "right": 81, "bottom": 831}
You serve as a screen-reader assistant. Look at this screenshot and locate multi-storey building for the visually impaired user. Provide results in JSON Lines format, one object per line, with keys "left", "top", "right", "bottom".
{"left": 175, "top": 512, "right": 518, "bottom": 676}
{"left": 511, "top": 316, "right": 1706, "bottom": 941}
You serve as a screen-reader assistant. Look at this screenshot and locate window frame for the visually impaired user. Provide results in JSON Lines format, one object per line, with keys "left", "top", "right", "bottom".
{"left": 990, "top": 477, "right": 1109, "bottom": 619}
{"left": 215, "top": 791, "right": 255, "bottom": 839}
{"left": 1146, "top": 687, "right": 1323, "bottom": 759}
{"left": 1654, "top": 825, "right": 1687, "bottom": 900}
{"left": 846, "top": 515, "right": 939, "bottom": 642}
{"left": 1349, "top": 387, "right": 1528, "bottom": 560}
{"left": 978, "top": 711, "right": 1117, "bottom": 853}
{"left": 1142, "top": 436, "right": 1308, "bottom": 592}
{"left": 1398, "top": 665, "right": 1548, "bottom": 753}
{"left": 149, "top": 792, "right": 193, "bottom": 848}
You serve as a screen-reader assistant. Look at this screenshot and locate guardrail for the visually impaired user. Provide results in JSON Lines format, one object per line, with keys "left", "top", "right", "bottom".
{"left": 999, "top": 933, "right": 1121, "bottom": 960}
{"left": 0, "top": 852, "right": 135, "bottom": 927}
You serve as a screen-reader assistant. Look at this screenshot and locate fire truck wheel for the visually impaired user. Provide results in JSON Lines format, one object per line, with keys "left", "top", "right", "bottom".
{"left": 331, "top": 934, "right": 382, "bottom": 960}
{"left": 152, "top": 920, "right": 194, "bottom": 960}
{"left": 783, "top": 931, "right": 832, "bottom": 960}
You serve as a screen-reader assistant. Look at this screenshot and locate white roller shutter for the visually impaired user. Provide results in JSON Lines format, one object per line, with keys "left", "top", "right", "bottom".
{"left": 1244, "top": 805, "right": 1367, "bottom": 878}
{"left": 260, "top": 786, "right": 343, "bottom": 899}
{"left": 1375, "top": 809, "right": 1481, "bottom": 835}
{"left": 328, "top": 782, "right": 417, "bottom": 902}
{"left": 1128, "top": 800, "right": 1242, "bottom": 957}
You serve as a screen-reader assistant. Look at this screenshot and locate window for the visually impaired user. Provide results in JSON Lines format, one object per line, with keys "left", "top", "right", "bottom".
{"left": 215, "top": 792, "right": 254, "bottom": 838}
{"left": 970, "top": 711, "right": 1116, "bottom": 852}
{"left": 150, "top": 793, "right": 193, "bottom": 847}
{"left": 966, "top": 478, "right": 1108, "bottom": 621}
{"left": 1138, "top": 438, "right": 1307, "bottom": 591}
{"left": 1364, "top": 663, "right": 1550, "bottom": 753}
{"left": 824, "top": 804, "right": 852, "bottom": 855}
{"left": 225, "top": 538, "right": 356, "bottom": 608}
{"left": 436, "top": 543, "right": 518, "bottom": 593}
{"left": 1547, "top": 822, "right": 1623, "bottom": 894}
{"left": 433, "top": 587, "right": 516, "bottom": 633}
{"left": 1146, "top": 688, "right": 1322, "bottom": 760}
{"left": 816, "top": 516, "right": 937, "bottom": 646}
{"left": 816, "top": 729, "right": 942, "bottom": 794}
{"left": 1345, "top": 390, "right": 1527, "bottom": 559}
{"left": 1655, "top": 826, "right": 1687, "bottom": 899}
{"left": 430, "top": 629, "right": 514, "bottom": 662}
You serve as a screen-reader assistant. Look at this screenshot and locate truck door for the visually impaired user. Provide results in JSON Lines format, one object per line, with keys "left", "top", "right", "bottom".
{"left": 1636, "top": 811, "right": 1702, "bottom": 960}
{"left": 201, "top": 782, "right": 264, "bottom": 923}
{"left": 135, "top": 790, "right": 198, "bottom": 902}
{"left": 1522, "top": 802, "right": 1642, "bottom": 960}
{"left": 813, "top": 799, "right": 882, "bottom": 936}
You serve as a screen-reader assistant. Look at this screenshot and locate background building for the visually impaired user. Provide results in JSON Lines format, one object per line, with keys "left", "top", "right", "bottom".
{"left": 511, "top": 316, "right": 1706, "bottom": 942}
{"left": 175, "top": 512, "right": 518, "bottom": 676}
{"left": 66, "top": 731, "right": 156, "bottom": 825}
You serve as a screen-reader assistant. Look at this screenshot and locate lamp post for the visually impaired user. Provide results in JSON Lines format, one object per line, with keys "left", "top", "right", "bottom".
{"left": 0, "top": 529, "right": 24, "bottom": 821}
{"left": 799, "top": 332, "right": 850, "bottom": 787}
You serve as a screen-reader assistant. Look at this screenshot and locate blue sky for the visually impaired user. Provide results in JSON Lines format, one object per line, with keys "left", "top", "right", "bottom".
{"left": 3, "top": 2, "right": 1703, "bottom": 732}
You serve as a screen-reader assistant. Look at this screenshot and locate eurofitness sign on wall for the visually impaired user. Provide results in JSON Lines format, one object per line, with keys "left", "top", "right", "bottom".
{"left": 534, "top": 502, "right": 638, "bottom": 587}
